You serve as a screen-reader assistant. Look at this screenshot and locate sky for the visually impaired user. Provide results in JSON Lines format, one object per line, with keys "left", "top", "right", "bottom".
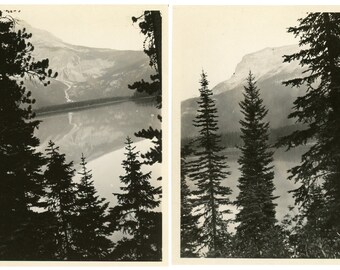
{"left": 3, "top": 5, "right": 338, "bottom": 103}
{"left": 4, "top": 5, "right": 153, "bottom": 51}
{"left": 173, "top": 6, "right": 338, "bottom": 101}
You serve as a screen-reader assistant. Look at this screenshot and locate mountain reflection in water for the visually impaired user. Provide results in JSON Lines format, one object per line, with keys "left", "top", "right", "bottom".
{"left": 35, "top": 99, "right": 160, "bottom": 165}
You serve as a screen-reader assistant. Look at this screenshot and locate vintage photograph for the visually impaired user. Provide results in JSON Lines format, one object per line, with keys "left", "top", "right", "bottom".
{"left": 0, "top": 5, "right": 165, "bottom": 261}
{"left": 174, "top": 6, "right": 340, "bottom": 259}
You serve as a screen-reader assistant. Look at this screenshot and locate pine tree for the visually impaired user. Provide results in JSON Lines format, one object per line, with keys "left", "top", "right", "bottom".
{"left": 73, "top": 153, "right": 112, "bottom": 260}
{"left": 235, "top": 72, "right": 284, "bottom": 257}
{"left": 187, "top": 71, "right": 232, "bottom": 257}
{"left": 0, "top": 10, "right": 57, "bottom": 259}
{"left": 180, "top": 145, "right": 199, "bottom": 257}
{"left": 129, "top": 11, "right": 162, "bottom": 166}
{"left": 109, "top": 137, "right": 161, "bottom": 261}
{"left": 44, "top": 141, "right": 77, "bottom": 260}
{"left": 277, "top": 12, "right": 340, "bottom": 257}
{"left": 130, "top": 10, "right": 162, "bottom": 109}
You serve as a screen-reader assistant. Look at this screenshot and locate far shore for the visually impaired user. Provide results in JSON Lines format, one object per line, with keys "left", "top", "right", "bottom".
{"left": 35, "top": 95, "right": 154, "bottom": 117}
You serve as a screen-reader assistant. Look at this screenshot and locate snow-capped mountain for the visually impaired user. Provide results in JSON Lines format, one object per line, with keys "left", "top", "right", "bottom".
{"left": 181, "top": 45, "right": 307, "bottom": 137}
{"left": 18, "top": 21, "right": 153, "bottom": 109}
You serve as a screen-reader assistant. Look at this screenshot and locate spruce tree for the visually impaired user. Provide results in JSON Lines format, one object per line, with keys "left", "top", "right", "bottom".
{"left": 0, "top": 10, "right": 56, "bottom": 259}
{"left": 180, "top": 145, "right": 199, "bottom": 257}
{"left": 277, "top": 12, "right": 340, "bottom": 257}
{"left": 129, "top": 11, "right": 162, "bottom": 166}
{"left": 187, "top": 71, "right": 232, "bottom": 257}
{"left": 44, "top": 141, "right": 77, "bottom": 260}
{"left": 109, "top": 137, "right": 161, "bottom": 261}
{"left": 73, "top": 153, "right": 112, "bottom": 260}
{"left": 235, "top": 72, "right": 284, "bottom": 257}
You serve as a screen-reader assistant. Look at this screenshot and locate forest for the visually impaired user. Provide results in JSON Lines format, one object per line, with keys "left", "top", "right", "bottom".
{"left": 181, "top": 12, "right": 340, "bottom": 258}
{"left": 0, "top": 9, "right": 162, "bottom": 261}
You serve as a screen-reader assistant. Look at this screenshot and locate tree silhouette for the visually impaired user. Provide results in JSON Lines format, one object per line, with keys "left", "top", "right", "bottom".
{"left": 44, "top": 141, "right": 77, "bottom": 260}
{"left": 180, "top": 145, "right": 199, "bottom": 257}
{"left": 109, "top": 137, "right": 161, "bottom": 261}
{"left": 130, "top": 10, "right": 162, "bottom": 109}
{"left": 277, "top": 12, "right": 340, "bottom": 258}
{"left": 129, "top": 11, "right": 162, "bottom": 166}
{"left": 0, "top": 10, "right": 57, "bottom": 259}
{"left": 73, "top": 153, "right": 112, "bottom": 260}
{"left": 187, "top": 71, "right": 232, "bottom": 257}
{"left": 235, "top": 72, "right": 285, "bottom": 257}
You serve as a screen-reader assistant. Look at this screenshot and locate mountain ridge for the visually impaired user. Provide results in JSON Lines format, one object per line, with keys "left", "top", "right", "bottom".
{"left": 181, "top": 44, "right": 307, "bottom": 137}
{"left": 17, "top": 21, "right": 152, "bottom": 109}
{"left": 213, "top": 44, "right": 302, "bottom": 95}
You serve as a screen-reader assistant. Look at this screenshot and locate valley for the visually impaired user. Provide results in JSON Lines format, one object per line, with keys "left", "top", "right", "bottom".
{"left": 20, "top": 21, "right": 154, "bottom": 109}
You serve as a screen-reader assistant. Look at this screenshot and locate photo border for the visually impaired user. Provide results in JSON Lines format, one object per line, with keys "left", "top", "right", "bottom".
{"left": 172, "top": 5, "right": 340, "bottom": 265}
{"left": 0, "top": 3, "right": 169, "bottom": 267}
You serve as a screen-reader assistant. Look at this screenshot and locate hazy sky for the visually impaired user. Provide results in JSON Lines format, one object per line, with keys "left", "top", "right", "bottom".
{"left": 5, "top": 5, "right": 152, "bottom": 50}
{"left": 173, "top": 6, "right": 335, "bottom": 101}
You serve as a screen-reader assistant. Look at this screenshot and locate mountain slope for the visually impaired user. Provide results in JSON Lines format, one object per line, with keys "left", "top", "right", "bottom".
{"left": 213, "top": 45, "right": 302, "bottom": 94}
{"left": 18, "top": 22, "right": 152, "bottom": 109}
{"left": 181, "top": 45, "right": 307, "bottom": 137}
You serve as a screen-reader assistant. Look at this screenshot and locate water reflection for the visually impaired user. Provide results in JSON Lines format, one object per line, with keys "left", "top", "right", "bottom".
{"left": 186, "top": 146, "right": 307, "bottom": 228}
{"left": 33, "top": 100, "right": 162, "bottom": 244}
{"left": 35, "top": 100, "right": 160, "bottom": 165}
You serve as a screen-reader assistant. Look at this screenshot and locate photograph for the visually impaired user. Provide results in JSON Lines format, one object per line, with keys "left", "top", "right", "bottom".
{"left": 0, "top": 5, "right": 166, "bottom": 262}
{"left": 173, "top": 6, "right": 340, "bottom": 261}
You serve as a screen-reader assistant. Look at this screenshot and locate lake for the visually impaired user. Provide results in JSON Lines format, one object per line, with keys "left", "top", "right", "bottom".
{"left": 35, "top": 100, "right": 162, "bottom": 210}
{"left": 186, "top": 145, "right": 308, "bottom": 232}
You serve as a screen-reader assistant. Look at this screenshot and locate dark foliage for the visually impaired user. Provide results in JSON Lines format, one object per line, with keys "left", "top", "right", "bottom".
{"left": 187, "top": 71, "right": 232, "bottom": 257}
{"left": 129, "top": 11, "right": 162, "bottom": 166}
{"left": 130, "top": 11, "right": 162, "bottom": 109}
{"left": 109, "top": 137, "right": 161, "bottom": 261}
{"left": 277, "top": 12, "right": 340, "bottom": 257}
{"left": 234, "top": 72, "right": 286, "bottom": 257}
{"left": 180, "top": 145, "right": 199, "bottom": 257}
{"left": 73, "top": 154, "right": 112, "bottom": 260}
{"left": 0, "top": 10, "right": 56, "bottom": 260}
{"left": 44, "top": 141, "right": 77, "bottom": 260}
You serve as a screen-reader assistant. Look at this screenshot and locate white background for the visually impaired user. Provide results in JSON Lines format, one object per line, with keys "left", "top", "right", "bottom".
{"left": 1, "top": 0, "right": 340, "bottom": 269}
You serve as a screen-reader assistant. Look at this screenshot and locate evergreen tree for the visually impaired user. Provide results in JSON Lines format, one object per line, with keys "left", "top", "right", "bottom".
{"left": 44, "top": 141, "right": 77, "bottom": 260}
{"left": 130, "top": 10, "right": 162, "bottom": 109}
{"left": 0, "top": 10, "right": 57, "bottom": 259}
{"left": 73, "top": 153, "right": 112, "bottom": 260}
{"left": 187, "top": 71, "right": 232, "bottom": 257}
{"left": 109, "top": 137, "right": 161, "bottom": 261}
{"left": 129, "top": 11, "right": 162, "bottom": 166}
{"left": 180, "top": 145, "right": 199, "bottom": 257}
{"left": 277, "top": 12, "right": 340, "bottom": 257}
{"left": 235, "top": 72, "right": 284, "bottom": 257}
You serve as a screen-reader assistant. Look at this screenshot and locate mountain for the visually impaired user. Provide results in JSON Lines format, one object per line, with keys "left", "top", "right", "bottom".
{"left": 181, "top": 45, "right": 307, "bottom": 138}
{"left": 18, "top": 22, "right": 153, "bottom": 109}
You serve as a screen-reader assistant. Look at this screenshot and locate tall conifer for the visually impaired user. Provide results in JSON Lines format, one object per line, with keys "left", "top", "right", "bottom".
{"left": 0, "top": 10, "right": 56, "bottom": 259}
{"left": 73, "top": 154, "right": 112, "bottom": 260}
{"left": 278, "top": 12, "right": 340, "bottom": 257}
{"left": 129, "top": 11, "right": 162, "bottom": 165}
{"left": 44, "top": 141, "right": 77, "bottom": 260}
{"left": 180, "top": 145, "right": 199, "bottom": 257}
{"left": 188, "top": 71, "right": 232, "bottom": 257}
{"left": 235, "top": 72, "right": 283, "bottom": 257}
{"left": 109, "top": 137, "right": 161, "bottom": 261}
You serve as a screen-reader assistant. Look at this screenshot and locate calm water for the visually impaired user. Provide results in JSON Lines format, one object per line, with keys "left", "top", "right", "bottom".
{"left": 186, "top": 146, "right": 308, "bottom": 231}
{"left": 35, "top": 100, "right": 161, "bottom": 210}
{"left": 36, "top": 100, "right": 160, "bottom": 163}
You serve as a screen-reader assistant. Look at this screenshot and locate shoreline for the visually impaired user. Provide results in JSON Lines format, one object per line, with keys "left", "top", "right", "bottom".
{"left": 35, "top": 95, "right": 154, "bottom": 117}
